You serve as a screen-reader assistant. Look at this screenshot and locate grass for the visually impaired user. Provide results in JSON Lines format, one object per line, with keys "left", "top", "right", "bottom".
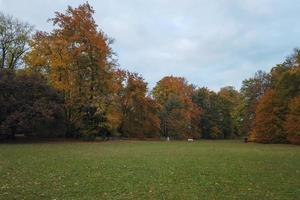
{"left": 0, "top": 140, "right": 299, "bottom": 200}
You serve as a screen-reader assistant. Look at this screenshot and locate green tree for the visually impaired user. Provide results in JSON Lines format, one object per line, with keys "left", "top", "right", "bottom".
{"left": 192, "top": 88, "right": 232, "bottom": 139}
{"left": 218, "top": 86, "right": 243, "bottom": 137}
{"left": 0, "top": 12, "right": 33, "bottom": 69}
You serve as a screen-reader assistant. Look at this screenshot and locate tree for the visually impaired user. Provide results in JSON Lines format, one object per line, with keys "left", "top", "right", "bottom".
{"left": 249, "top": 90, "right": 285, "bottom": 143}
{"left": 240, "top": 70, "right": 270, "bottom": 135}
{"left": 116, "top": 71, "right": 160, "bottom": 138}
{"left": 218, "top": 86, "right": 243, "bottom": 137}
{"left": 193, "top": 87, "right": 233, "bottom": 139}
{"left": 153, "top": 76, "right": 201, "bottom": 139}
{"left": 0, "top": 12, "right": 33, "bottom": 69}
{"left": 192, "top": 87, "right": 211, "bottom": 138}
{"left": 270, "top": 49, "right": 300, "bottom": 87}
{"left": 285, "top": 96, "right": 300, "bottom": 144}
{"left": 249, "top": 50, "right": 300, "bottom": 144}
{"left": 0, "top": 69, "right": 66, "bottom": 139}
{"left": 25, "top": 3, "right": 116, "bottom": 138}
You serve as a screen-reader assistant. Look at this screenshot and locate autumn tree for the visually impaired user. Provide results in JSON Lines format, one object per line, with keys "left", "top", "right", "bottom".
{"left": 249, "top": 50, "right": 300, "bottom": 143}
{"left": 240, "top": 70, "right": 270, "bottom": 135}
{"left": 0, "top": 12, "right": 33, "bottom": 69}
{"left": 116, "top": 70, "right": 160, "bottom": 138}
{"left": 25, "top": 3, "right": 116, "bottom": 138}
{"left": 285, "top": 96, "right": 300, "bottom": 144}
{"left": 153, "top": 76, "right": 201, "bottom": 139}
{"left": 249, "top": 90, "right": 284, "bottom": 143}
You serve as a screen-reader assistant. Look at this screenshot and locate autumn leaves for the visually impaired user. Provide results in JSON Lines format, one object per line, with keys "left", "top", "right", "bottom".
{"left": 1, "top": 2, "right": 300, "bottom": 144}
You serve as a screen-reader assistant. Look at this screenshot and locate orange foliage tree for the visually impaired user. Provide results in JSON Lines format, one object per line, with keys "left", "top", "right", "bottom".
{"left": 25, "top": 3, "right": 116, "bottom": 137}
{"left": 250, "top": 90, "right": 285, "bottom": 143}
{"left": 284, "top": 96, "right": 300, "bottom": 144}
{"left": 152, "top": 76, "right": 201, "bottom": 139}
{"left": 116, "top": 70, "right": 160, "bottom": 138}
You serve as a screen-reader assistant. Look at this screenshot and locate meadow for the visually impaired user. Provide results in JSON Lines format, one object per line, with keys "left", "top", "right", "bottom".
{"left": 0, "top": 140, "right": 299, "bottom": 199}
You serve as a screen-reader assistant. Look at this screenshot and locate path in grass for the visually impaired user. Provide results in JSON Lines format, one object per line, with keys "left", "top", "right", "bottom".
{"left": 0, "top": 140, "right": 299, "bottom": 199}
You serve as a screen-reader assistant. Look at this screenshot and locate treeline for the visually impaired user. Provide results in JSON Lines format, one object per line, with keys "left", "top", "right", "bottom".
{"left": 242, "top": 51, "right": 300, "bottom": 144}
{"left": 0, "top": 3, "right": 299, "bottom": 144}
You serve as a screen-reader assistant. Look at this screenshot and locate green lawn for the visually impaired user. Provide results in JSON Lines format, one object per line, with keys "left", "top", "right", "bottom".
{"left": 0, "top": 140, "right": 299, "bottom": 200}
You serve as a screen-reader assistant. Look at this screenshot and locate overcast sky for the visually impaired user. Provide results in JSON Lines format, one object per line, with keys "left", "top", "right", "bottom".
{"left": 1, "top": 0, "right": 300, "bottom": 91}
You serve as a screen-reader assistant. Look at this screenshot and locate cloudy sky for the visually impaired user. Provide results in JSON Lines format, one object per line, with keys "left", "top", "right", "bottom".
{"left": 1, "top": 0, "right": 300, "bottom": 91}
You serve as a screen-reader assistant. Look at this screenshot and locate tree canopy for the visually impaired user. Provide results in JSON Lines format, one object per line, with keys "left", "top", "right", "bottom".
{"left": 0, "top": 3, "right": 299, "bottom": 144}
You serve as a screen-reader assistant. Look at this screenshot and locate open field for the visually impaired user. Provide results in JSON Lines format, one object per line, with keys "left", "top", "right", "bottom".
{"left": 0, "top": 140, "right": 299, "bottom": 200}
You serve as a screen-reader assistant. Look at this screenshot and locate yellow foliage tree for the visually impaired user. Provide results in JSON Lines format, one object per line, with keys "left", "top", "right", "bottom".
{"left": 25, "top": 3, "right": 116, "bottom": 137}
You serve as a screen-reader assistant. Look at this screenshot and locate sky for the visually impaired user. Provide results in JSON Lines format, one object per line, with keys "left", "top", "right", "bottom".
{"left": 1, "top": 0, "right": 300, "bottom": 91}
